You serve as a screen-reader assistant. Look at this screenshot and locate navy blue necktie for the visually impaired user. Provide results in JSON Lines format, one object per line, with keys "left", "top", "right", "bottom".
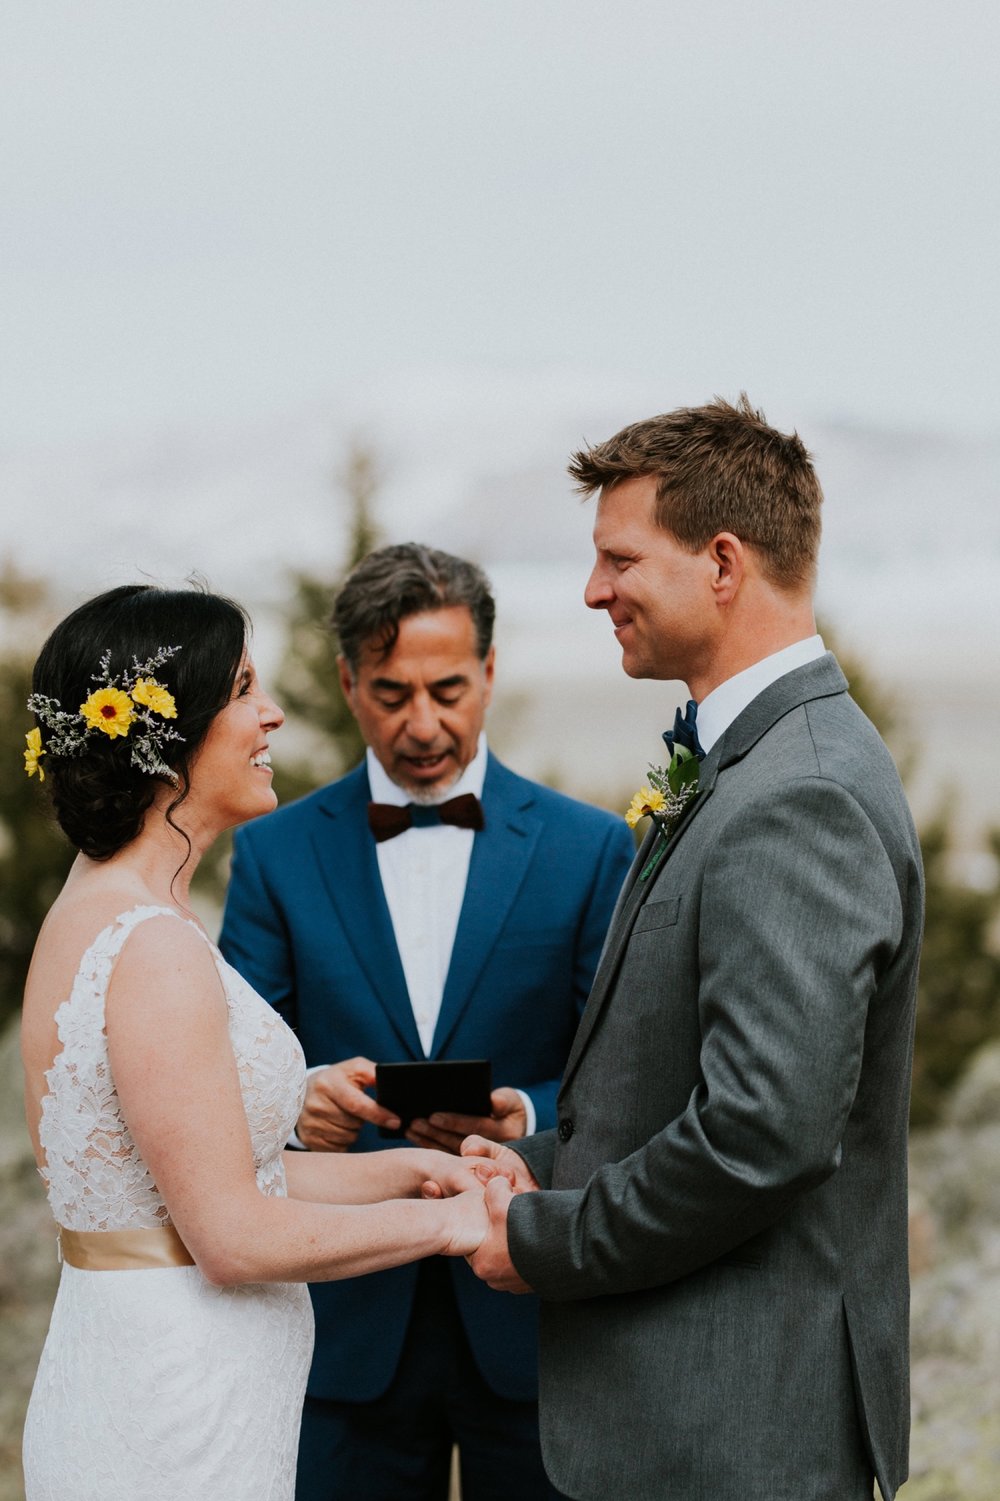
{"left": 662, "top": 700, "right": 705, "bottom": 760}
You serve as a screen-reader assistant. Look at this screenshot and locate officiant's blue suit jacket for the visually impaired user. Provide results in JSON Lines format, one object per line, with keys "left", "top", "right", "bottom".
{"left": 219, "top": 753, "right": 633, "bottom": 1402}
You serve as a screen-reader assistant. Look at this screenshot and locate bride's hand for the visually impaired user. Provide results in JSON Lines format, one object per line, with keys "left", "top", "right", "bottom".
{"left": 438, "top": 1186, "right": 489, "bottom": 1258}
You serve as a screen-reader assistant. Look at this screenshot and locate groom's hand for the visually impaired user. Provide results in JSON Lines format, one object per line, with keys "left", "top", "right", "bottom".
{"left": 406, "top": 1087, "right": 528, "bottom": 1154}
{"left": 467, "top": 1175, "right": 533, "bottom": 1293}
{"left": 460, "top": 1136, "right": 540, "bottom": 1195}
{"left": 296, "top": 1057, "right": 401, "bottom": 1150}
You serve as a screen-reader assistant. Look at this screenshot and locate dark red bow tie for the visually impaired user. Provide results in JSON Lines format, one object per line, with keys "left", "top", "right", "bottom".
{"left": 367, "top": 793, "right": 485, "bottom": 843}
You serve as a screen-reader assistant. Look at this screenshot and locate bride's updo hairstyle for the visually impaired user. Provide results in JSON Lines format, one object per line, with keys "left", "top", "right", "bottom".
{"left": 31, "top": 583, "right": 250, "bottom": 860}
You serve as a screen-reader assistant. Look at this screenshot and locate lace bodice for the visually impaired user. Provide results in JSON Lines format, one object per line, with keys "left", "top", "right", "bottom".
{"left": 38, "top": 905, "right": 307, "bottom": 1233}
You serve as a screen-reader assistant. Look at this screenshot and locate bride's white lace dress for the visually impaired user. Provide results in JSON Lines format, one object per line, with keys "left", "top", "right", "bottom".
{"left": 22, "top": 906, "right": 315, "bottom": 1500}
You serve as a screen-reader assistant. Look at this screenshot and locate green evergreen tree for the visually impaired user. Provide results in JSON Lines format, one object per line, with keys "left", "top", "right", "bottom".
{"left": 269, "top": 440, "right": 381, "bottom": 808}
{"left": 830, "top": 626, "right": 1000, "bottom": 1125}
{"left": 909, "top": 819, "right": 1000, "bottom": 1125}
{"left": 192, "top": 442, "right": 383, "bottom": 907}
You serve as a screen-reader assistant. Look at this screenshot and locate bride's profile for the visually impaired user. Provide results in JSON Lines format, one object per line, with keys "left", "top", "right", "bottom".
{"left": 19, "top": 583, "right": 489, "bottom": 1501}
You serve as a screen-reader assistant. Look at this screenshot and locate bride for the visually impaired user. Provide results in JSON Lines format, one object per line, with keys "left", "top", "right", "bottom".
{"left": 19, "top": 583, "right": 490, "bottom": 1501}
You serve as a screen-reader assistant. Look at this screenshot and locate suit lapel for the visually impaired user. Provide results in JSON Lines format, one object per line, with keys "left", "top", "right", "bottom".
{"left": 310, "top": 767, "right": 423, "bottom": 1058}
{"left": 431, "top": 757, "right": 541, "bottom": 1057}
{"left": 559, "top": 751, "right": 721, "bottom": 1089}
{"left": 558, "top": 654, "right": 850, "bottom": 1092}
{"left": 713, "top": 652, "right": 848, "bottom": 770}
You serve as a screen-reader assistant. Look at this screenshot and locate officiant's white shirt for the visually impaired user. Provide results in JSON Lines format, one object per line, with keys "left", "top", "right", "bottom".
{"left": 366, "top": 734, "right": 486, "bottom": 1058}
{"left": 305, "top": 733, "right": 536, "bottom": 1134}
{"left": 694, "top": 635, "right": 826, "bottom": 753}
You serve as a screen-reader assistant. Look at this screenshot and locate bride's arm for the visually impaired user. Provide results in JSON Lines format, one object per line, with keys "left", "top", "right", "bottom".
{"left": 106, "top": 919, "right": 485, "bottom": 1288}
{"left": 282, "top": 1145, "right": 487, "bottom": 1205}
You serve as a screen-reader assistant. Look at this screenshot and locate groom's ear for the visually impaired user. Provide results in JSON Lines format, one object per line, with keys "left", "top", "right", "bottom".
{"left": 707, "top": 533, "right": 745, "bottom": 605}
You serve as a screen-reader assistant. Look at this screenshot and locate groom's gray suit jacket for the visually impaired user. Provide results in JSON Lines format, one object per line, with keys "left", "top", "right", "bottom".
{"left": 509, "top": 654, "right": 924, "bottom": 1501}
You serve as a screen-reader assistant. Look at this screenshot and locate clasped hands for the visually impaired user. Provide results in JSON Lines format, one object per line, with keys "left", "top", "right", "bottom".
{"left": 422, "top": 1135, "right": 537, "bottom": 1293}
{"left": 297, "top": 1059, "right": 535, "bottom": 1292}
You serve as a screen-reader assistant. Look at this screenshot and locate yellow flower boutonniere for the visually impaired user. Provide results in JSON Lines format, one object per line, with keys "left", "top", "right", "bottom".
{"left": 625, "top": 744, "right": 701, "bottom": 880}
{"left": 625, "top": 785, "right": 667, "bottom": 829}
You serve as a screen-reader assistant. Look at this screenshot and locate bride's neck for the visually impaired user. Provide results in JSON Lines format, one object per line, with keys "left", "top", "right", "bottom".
{"left": 73, "top": 808, "right": 212, "bottom": 909}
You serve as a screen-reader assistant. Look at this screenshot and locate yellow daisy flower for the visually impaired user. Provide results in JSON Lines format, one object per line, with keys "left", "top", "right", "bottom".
{"left": 80, "top": 687, "right": 136, "bottom": 738}
{"left": 24, "top": 727, "right": 46, "bottom": 781}
{"left": 625, "top": 785, "right": 666, "bottom": 829}
{"left": 131, "top": 678, "right": 177, "bottom": 718}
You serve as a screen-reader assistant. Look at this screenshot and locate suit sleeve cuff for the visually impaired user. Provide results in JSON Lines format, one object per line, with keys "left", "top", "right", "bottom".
{"left": 511, "top": 1127, "right": 557, "bottom": 1188}
{"left": 514, "top": 1089, "right": 537, "bottom": 1137}
{"left": 288, "top": 1063, "right": 327, "bottom": 1149}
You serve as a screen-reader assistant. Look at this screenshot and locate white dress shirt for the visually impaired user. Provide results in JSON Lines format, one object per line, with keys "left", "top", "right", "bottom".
{"left": 305, "top": 734, "right": 536, "bottom": 1135}
{"left": 367, "top": 736, "right": 487, "bottom": 1057}
{"left": 694, "top": 635, "right": 827, "bottom": 754}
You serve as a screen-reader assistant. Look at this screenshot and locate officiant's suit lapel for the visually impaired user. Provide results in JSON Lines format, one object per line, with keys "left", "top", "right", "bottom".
{"left": 307, "top": 759, "right": 543, "bottom": 1060}
{"left": 432, "top": 757, "right": 542, "bottom": 1056}
{"left": 310, "top": 766, "right": 424, "bottom": 1058}
{"left": 560, "top": 654, "right": 849, "bottom": 1092}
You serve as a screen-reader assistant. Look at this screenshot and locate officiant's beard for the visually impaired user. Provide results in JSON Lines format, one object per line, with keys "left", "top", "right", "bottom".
{"left": 390, "top": 758, "right": 463, "bottom": 804}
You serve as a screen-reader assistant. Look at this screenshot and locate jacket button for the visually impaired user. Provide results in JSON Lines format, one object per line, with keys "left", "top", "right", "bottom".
{"left": 558, "top": 1118, "right": 574, "bottom": 1143}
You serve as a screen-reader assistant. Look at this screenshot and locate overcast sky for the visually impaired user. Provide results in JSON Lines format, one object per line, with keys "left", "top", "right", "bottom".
{"left": 3, "top": 0, "right": 999, "bottom": 449}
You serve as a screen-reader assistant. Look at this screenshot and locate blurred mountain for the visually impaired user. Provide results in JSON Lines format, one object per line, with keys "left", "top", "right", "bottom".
{"left": 2, "top": 371, "right": 998, "bottom": 835}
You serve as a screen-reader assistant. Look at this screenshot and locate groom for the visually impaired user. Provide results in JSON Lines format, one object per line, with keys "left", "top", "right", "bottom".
{"left": 463, "top": 396, "right": 924, "bottom": 1501}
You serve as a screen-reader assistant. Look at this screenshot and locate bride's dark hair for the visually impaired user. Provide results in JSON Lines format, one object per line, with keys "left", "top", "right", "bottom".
{"left": 31, "top": 583, "right": 250, "bottom": 861}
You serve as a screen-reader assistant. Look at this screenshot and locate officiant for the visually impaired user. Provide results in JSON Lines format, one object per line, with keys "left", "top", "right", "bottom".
{"left": 220, "top": 542, "right": 633, "bottom": 1501}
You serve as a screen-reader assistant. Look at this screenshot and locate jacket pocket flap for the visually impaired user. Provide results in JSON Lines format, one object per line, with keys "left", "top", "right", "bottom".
{"left": 632, "top": 897, "right": 681, "bottom": 933}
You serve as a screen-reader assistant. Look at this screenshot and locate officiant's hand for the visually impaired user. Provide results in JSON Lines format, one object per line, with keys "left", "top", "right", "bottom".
{"left": 296, "top": 1057, "right": 400, "bottom": 1150}
{"left": 406, "top": 1087, "right": 528, "bottom": 1154}
{"left": 466, "top": 1176, "right": 532, "bottom": 1293}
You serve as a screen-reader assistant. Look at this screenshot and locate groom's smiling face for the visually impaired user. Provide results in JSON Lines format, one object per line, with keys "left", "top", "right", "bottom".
{"left": 338, "top": 605, "right": 494, "bottom": 800}
{"left": 585, "top": 474, "right": 716, "bottom": 683}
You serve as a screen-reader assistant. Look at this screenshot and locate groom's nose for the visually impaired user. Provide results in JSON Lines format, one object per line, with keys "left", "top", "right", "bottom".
{"left": 584, "top": 559, "right": 613, "bottom": 610}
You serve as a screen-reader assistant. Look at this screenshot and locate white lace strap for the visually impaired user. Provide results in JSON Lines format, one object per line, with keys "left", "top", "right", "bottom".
{"left": 102, "top": 904, "right": 206, "bottom": 957}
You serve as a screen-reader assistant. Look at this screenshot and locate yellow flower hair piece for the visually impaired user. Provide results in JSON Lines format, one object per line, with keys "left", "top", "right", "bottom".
{"left": 24, "top": 727, "right": 45, "bottom": 781}
{"left": 131, "top": 678, "right": 177, "bottom": 718}
{"left": 81, "top": 687, "right": 136, "bottom": 738}
{"left": 26, "top": 645, "right": 185, "bottom": 784}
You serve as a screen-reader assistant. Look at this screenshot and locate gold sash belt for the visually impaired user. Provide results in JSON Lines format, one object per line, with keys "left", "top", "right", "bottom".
{"left": 58, "top": 1224, "right": 195, "bottom": 1272}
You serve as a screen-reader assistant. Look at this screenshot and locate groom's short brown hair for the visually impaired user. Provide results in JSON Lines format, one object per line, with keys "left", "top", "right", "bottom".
{"left": 568, "top": 394, "right": 822, "bottom": 590}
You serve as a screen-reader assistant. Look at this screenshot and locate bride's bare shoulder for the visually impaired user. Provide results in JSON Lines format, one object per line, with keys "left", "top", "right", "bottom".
{"left": 22, "top": 868, "right": 176, "bottom": 1025}
{"left": 32, "top": 869, "right": 145, "bottom": 962}
{"left": 20, "top": 869, "right": 173, "bottom": 1142}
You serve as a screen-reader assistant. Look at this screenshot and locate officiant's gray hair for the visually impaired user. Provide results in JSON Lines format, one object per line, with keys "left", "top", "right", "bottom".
{"left": 333, "top": 543, "right": 496, "bottom": 672}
